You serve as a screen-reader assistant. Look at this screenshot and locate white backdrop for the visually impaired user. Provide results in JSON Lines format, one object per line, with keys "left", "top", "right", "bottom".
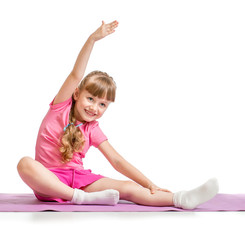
{"left": 1, "top": 1, "right": 245, "bottom": 240}
{"left": 0, "top": 0, "right": 244, "bottom": 195}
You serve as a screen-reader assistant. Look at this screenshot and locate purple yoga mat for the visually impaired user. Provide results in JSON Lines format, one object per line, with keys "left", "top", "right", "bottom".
{"left": 0, "top": 193, "right": 244, "bottom": 212}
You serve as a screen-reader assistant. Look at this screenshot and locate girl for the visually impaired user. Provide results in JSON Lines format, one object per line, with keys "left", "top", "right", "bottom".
{"left": 17, "top": 20, "right": 219, "bottom": 209}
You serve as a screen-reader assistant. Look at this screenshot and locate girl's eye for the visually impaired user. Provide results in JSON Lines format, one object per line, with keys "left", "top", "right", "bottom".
{"left": 88, "top": 97, "right": 93, "bottom": 102}
{"left": 100, "top": 103, "right": 106, "bottom": 108}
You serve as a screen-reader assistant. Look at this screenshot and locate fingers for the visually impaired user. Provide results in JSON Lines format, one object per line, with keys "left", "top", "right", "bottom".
{"left": 107, "top": 20, "right": 119, "bottom": 28}
{"left": 91, "top": 20, "right": 118, "bottom": 41}
{"left": 160, "top": 189, "right": 172, "bottom": 193}
{"left": 104, "top": 20, "right": 119, "bottom": 34}
{"left": 150, "top": 187, "right": 172, "bottom": 194}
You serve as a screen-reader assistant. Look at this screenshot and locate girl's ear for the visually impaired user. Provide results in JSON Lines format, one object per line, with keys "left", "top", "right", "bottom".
{"left": 73, "top": 88, "right": 80, "bottom": 100}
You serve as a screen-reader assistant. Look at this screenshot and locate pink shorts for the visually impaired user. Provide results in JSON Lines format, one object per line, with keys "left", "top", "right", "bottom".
{"left": 34, "top": 168, "right": 104, "bottom": 203}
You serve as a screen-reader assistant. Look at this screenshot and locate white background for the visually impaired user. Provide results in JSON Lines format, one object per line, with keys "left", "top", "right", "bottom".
{"left": 0, "top": 0, "right": 244, "bottom": 239}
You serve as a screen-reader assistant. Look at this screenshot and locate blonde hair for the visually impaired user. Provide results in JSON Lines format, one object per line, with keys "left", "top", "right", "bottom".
{"left": 59, "top": 71, "right": 116, "bottom": 163}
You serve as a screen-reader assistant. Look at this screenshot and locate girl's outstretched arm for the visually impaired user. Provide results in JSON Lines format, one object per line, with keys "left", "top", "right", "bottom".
{"left": 53, "top": 20, "right": 119, "bottom": 105}
{"left": 98, "top": 141, "right": 172, "bottom": 194}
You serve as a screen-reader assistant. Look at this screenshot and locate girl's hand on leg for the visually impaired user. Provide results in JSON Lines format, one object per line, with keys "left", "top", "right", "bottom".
{"left": 148, "top": 184, "right": 172, "bottom": 194}
{"left": 90, "top": 20, "right": 119, "bottom": 41}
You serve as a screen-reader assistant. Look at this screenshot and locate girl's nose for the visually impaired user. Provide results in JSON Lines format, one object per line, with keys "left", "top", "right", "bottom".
{"left": 90, "top": 103, "right": 98, "bottom": 112}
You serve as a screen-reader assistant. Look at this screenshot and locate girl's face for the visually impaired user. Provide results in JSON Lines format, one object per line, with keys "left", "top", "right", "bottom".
{"left": 73, "top": 88, "right": 111, "bottom": 123}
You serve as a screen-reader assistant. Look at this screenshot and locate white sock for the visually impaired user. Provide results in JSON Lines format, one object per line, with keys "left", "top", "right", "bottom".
{"left": 71, "top": 188, "right": 120, "bottom": 206}
{"left": 173, "top": 178, "right": 219, "bottom": 210}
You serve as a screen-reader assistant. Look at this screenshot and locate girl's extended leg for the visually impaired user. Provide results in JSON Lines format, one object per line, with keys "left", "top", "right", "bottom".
{"left": 83, "top": 177, "right": 219, "bottom": 208}
{"left": 82, "top": 178, "right": 174, "bottom": 206}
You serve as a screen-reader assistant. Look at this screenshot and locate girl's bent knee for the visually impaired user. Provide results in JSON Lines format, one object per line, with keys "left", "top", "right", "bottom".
{"left": 17, "top": 156, "right": 34, "bottom": 174}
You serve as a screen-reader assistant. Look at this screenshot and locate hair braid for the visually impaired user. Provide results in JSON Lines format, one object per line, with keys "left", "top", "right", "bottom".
{"left": 59, "top": 99, "right": 85, "bottom": 163}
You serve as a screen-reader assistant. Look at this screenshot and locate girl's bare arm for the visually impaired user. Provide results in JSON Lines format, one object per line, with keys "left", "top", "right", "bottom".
{"left": 98, "top": 140, "right": 172, "bottom": 194}
{"left": 53, "top": 21, "right": 118, "bottom": 105}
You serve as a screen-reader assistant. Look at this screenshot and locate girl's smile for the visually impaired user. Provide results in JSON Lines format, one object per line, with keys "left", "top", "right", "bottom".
{"left": 85, "top": 109, "right": 97, "bottom": 117}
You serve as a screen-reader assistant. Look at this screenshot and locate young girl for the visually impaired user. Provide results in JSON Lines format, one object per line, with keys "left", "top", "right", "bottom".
{"left": 17, "top": 20, "right": 219, "bottom": 209}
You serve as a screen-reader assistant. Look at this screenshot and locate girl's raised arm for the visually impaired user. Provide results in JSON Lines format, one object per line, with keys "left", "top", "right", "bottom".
{"left": 53, "top": 20, "right": 118, "bottom": 105}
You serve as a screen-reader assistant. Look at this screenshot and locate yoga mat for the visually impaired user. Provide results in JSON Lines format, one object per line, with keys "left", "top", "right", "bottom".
{"left": 0, "top": 193, "right": 244, "bottom": 212}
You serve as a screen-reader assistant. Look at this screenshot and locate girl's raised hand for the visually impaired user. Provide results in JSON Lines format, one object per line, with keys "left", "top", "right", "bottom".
{"left": 90, "top": 20, "right": 119, "bottom": 41}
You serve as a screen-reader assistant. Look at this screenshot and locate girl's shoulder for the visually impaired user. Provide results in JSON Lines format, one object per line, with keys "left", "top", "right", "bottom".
{"left": 84, "top": 120, "right": 100, "bottom": 130}
{"left": 83, "top": 120, "right": 104, "bottom": 137}
{"left": 83, "top": 121, "right": 107, "bottom": 148}
{"left": 49, "top": 97, "right": 72, "bottom": 112}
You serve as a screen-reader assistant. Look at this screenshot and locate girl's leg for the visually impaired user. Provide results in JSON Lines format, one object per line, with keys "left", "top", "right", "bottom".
{"left": 17, "top": 156, "right": 74, "bottom": 200}
{"left": 17, "top": 156, "right": 119, "bottom": 205}
{"left": 82, "top": 178, "right": 174, "bottom": 206}
{"left": 83, "top": 177, "right": 219, "bottom": 209}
